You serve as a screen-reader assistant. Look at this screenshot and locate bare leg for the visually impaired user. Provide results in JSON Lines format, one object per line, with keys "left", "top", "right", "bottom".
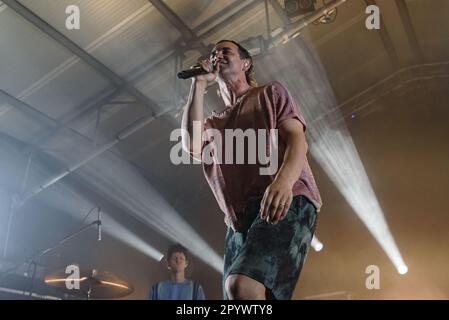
{"left": 225, "top": 274, "right": 267, "bottom": 300}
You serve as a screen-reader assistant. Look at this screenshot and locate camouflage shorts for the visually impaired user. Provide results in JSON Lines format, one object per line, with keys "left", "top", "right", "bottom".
{"left": 223, "top": 195, "right": 317, "bottom": 300}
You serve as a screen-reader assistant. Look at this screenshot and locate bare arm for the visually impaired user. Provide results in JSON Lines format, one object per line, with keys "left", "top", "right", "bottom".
{"left": 276, "top": 118, "right": 308, "bottom": 187}
{"left": 181, "top": 79, "right": 207, "bottom": 159}
{"left": 260, "top": 118, "right": 308, "bottom": 224}
{"left": 180, "top": 61, "right": 219, "bottom": 161}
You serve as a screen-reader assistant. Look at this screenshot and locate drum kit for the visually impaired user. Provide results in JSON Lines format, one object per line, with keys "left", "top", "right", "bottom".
{"left": 1, "top": 209, "right": 134, "bottom": 300}
{"left": 44, "top": 268, "right": 134, "bottom": 300}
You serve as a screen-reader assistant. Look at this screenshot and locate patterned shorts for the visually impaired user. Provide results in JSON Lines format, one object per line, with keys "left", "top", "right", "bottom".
{"left": 223, "top": 195, "right": 317, "bottom": 300}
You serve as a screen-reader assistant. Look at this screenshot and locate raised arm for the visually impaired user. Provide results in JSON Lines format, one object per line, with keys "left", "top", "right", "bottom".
{"left": 180, "top": 60, "right": 219, "bottom": 160}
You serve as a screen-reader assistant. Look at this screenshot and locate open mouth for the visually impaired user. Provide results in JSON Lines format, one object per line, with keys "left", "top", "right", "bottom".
{"left": 216, "top": 59, "right": 227, "bottom": 65}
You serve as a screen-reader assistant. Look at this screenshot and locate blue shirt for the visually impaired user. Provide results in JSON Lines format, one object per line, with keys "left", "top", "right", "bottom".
{"left": 149, "top": 279, "right": 205, "bottom": 300}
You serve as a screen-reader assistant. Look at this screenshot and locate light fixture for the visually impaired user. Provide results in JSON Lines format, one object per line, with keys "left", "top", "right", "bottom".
{"left": 313, "top": 0, "right": 338, "bottom": 25}
{"left": 284, "top": 0, "right": 316, "bottom": 18}
{"left": 398, "top": 265, "right": 408, "bottom": 275}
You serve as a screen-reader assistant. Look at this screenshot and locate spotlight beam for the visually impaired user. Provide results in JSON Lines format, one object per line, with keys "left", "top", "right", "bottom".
{"left": 256, "top": 38, "right": 407, "bottom": 274}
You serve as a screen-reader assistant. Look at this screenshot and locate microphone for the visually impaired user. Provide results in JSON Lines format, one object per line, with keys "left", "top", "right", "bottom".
{"left": 177, "top": 64, "right": 209, "bottom": 79}
{"left": 97, "top": 208, "right": 102, "bottom": 242}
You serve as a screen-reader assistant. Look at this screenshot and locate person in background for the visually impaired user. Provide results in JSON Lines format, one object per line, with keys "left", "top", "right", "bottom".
{"left": 149, "top": 243, "right": 205, "bottom": 300}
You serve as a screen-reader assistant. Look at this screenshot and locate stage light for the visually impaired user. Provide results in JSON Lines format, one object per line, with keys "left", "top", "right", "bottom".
{"left": 311, "top": 235, "right": 323, "bottom": 252}
{"left": 55, "top": 150, "right": 224, "bottom": 273}
{"left": 0, "top": 123, "right": 224, "bottom": 273}
{"left": 398, "top": 265, "right": 408, "bottom": 275}
{"left": 256, "top": 38, "right": 407, "bottom": 274}
{"left": 284, "top": 0, "right": 316, "bottom": 18}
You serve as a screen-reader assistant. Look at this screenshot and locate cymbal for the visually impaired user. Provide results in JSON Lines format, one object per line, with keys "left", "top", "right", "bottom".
{"left": 44, "top": 268, "right": 133, "bottom": 299}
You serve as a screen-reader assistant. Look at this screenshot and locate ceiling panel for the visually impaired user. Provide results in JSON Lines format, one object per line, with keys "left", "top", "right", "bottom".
{"left": 406, "top": 0, "right": 449, "bottom": 60}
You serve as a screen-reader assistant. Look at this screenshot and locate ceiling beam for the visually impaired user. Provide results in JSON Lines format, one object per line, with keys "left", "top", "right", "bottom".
{"left": 129, "top": 0, "right": 261, "bottom": 85}
{"left": 0, "top": 89, "right": 56, "bottom": 127}
{"left": 148, "top": 0, "right": 197, "bottom": 43}
{"left": 0, "top": 0, "right": 266, "bottom": 206}
{"left": 15, "top": 0, "right": 258, "bottom": 151}
{"left": 395, "top": 0, "right": 423, "bottom": 62}
{"left": 365, "top": 0, "right": 400, "bottom": 68}
{"left": 196, "top": 0, "right": 261, "bottom": 45}
{"left": 192, "top": 0, "right": 244, "bottom": 34}
{"left": 3, "top": 0, "right": 158, "bottom": 115}
{"left": 148, "top": 0, "right": 209, "bottom": 56}
{"left": 23, "top": 88, "right": 123, "bottom": 153}
{"left": 7, "top": 93, "right": 178, "bottom": 208}
{"left": 267, "top": 0, "right": 291, "bottom": 27}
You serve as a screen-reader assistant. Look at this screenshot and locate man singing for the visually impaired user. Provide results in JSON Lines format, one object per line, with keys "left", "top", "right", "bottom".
{"left": 181, "top": 40, "right": 322, "bottom": 300}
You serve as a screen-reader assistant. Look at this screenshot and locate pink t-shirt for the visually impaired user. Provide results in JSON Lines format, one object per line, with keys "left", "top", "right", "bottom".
{"left": 201, "top": 81, "right": 322, "bottom": 231}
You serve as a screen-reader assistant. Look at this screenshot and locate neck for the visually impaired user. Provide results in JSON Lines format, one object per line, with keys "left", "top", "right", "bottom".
{"left": 170, "top": 272, "right": 185, "bottom": 283}
{"left": 218, "top": 77, "right": 251, "bottom": 106}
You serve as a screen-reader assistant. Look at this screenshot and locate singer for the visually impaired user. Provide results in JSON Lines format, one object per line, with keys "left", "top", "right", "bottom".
{"left": 180, "top": 40, "right": 322, "bottom": 300}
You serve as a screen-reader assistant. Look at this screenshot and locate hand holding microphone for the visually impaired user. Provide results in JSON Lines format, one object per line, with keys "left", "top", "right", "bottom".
{"left": 177, "top": 58, "right": 220, "bottom": 83}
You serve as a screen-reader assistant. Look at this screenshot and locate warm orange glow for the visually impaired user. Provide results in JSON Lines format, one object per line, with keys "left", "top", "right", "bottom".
{"left": 45, "top": 277, "right": 88, "bottom": 283}
{"left": 100, "top": 281, "right": 129, "bottom": 289}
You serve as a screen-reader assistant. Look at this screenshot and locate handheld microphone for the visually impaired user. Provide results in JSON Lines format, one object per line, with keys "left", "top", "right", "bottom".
{"left": 177, "top": 64, "right": 209, "bottom": 79}
{"left": 97, "top": 208, "right": 102, "bottom": 242}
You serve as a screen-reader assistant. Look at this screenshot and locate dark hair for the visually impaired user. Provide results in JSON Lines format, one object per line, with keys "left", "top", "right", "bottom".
{"left": 214, "top": 39, "right": 257, "bottom": 87}
{"left": 166, "top": 243, "right": 188, "bottom": 260}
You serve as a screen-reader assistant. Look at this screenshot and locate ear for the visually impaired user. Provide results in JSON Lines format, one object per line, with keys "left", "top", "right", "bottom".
{"left": 243, "top": 59, "right": 251, "bottom": 71}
